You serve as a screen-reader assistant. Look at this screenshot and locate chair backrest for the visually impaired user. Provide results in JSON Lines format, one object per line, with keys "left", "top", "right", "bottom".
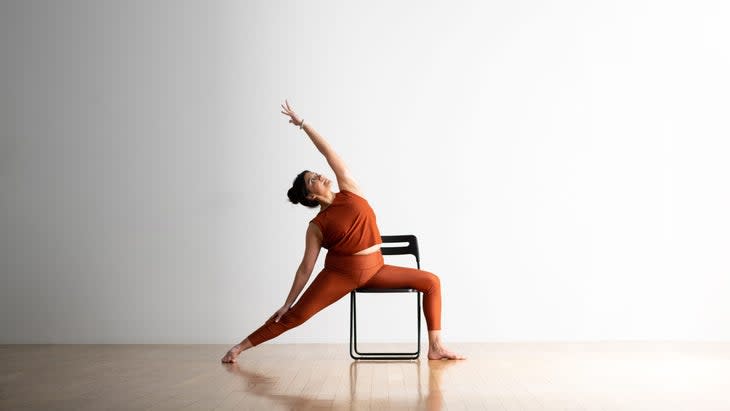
{"left": 380, "top": 235, "right": 420, "bottom": 269}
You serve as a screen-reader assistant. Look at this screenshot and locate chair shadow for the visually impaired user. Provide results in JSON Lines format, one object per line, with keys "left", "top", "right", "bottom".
{"left": 222, "top": 358, "right": 460, "bottom": 410}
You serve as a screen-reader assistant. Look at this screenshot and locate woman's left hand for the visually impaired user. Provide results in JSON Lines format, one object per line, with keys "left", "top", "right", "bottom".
{"left": 269, "top": 305, "right": 291, "bottom": 323}
{"left": 280, "top": 99, "right": 303, "bottom": 127}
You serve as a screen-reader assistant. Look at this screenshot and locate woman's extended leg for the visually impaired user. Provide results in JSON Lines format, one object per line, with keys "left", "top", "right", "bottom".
{"left": 222, "top": 268, "right": 356, "bottom": 363}
{"left": 361, "top": 265, "right": 465, "bottom": 360}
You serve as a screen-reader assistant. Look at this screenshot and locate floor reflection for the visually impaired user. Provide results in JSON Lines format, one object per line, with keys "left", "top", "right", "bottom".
{"left": 222, "top": 358, "right": 460, "bottom": 410}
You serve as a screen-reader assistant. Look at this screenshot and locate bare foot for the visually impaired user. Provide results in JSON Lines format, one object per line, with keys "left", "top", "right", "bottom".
{"left": 428, "top": 343, "right": 466, "bottom": 360}
{"left": 221, "top": 344, "right": 243, "bottom": 363}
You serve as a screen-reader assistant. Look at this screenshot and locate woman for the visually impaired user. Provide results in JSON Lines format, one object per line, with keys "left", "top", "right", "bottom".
{"left": 221, "top": 100, "right": 464, "bottom": 363}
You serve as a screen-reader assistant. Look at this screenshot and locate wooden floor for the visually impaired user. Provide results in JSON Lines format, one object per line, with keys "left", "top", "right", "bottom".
{"left": 2, "top": 342, "right": 730, "bottom": 410}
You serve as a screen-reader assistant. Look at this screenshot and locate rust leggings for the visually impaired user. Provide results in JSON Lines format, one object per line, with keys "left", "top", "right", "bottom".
{"left": 246, "top": 250, "right": 442, "bottom": 346}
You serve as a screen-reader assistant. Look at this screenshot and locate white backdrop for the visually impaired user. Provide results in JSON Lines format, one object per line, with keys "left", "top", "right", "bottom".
{"left": 1, "top": 0, "right": 729, "bottom": 344}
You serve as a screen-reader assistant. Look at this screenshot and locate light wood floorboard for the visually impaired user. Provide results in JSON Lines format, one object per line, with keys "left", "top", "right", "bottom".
{"left": 2, "top": 342, "right": 730, "bottom": 410}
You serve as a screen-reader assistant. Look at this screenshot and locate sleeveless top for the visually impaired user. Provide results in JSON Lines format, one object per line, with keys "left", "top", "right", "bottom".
{"left": 310, "top": 190, "right": 382, "bottom": 255}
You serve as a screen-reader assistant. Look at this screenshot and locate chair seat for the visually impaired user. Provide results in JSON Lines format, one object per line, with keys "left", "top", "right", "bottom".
{"left": 355, "top": 288, "right": 417, "bottom": 293}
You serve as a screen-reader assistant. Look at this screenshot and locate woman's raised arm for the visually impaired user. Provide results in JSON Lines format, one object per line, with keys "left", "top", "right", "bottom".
{"left": 280, "top": 100, "right": 362, "bottom": 195}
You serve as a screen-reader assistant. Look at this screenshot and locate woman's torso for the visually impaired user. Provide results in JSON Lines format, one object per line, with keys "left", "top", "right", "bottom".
{"left": 311, "top": 190, "right": 382, "bottom": 256}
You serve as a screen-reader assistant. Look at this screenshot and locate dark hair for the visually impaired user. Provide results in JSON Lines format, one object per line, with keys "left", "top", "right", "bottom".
{"left": 287, "top": 170, "right": 319, "bottom": 208}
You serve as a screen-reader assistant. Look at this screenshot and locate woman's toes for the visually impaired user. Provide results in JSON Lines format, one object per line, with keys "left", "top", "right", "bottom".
{"left": 221, "top": 352, "right": 237, "bottom": 363}
{"left": 428, "top": 347, "right": 466, "bottom": 360}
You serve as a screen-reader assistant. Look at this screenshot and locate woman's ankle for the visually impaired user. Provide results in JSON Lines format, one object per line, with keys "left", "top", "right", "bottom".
{"left": 427, "top": 331, "right": 443, "bottom": 347}
{"left": 234, "top": 339, "right": 253, "bottom": 353}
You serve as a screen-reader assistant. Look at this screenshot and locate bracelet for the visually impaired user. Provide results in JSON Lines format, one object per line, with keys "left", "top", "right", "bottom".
{"left": 299, "top": 120, "right": 305, "bottom": 129}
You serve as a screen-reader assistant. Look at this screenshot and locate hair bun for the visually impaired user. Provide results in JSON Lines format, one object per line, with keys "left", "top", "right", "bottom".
{"left": 287, "top": 187, "right": 300, "bottom": 205}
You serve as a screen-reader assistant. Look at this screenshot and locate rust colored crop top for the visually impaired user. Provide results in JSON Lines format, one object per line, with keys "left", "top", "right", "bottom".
{"left": 310, "top": 190, "right": 382, "bottom": 255}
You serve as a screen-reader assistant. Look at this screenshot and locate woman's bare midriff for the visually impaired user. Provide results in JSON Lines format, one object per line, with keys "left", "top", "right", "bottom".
{"left": 352, "top": 243, "right": 382, "bottom": 255}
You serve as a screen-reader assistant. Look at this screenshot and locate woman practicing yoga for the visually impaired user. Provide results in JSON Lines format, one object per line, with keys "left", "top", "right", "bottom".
{"left": 221, "top": 100, "right": 464, "bottom": 363}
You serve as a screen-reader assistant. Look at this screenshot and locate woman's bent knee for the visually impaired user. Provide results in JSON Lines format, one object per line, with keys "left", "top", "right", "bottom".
{"left": 422, "top": 271, "right": 441, "bottom": 293}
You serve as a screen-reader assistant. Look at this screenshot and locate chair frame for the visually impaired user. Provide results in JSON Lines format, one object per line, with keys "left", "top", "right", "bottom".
{"left": 349, "top": 234, "right": 422, "bottom": 360}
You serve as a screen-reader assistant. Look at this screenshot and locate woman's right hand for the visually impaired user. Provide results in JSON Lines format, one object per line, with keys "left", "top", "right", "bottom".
{"left": 269, "top": 305, "right": 291, "bottom": 323}
{"left": 280, "top": 99, "right": 303, "bottom": 127}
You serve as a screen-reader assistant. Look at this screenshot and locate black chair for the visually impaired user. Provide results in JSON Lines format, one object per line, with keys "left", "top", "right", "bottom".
{"left": 349, "top": 234, "right": 422, "bottom": 360}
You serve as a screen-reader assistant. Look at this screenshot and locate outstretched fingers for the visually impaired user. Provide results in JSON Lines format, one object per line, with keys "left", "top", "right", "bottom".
{"left": 281, "top": 100, "right": 294, "bottom": 113}
{"left": 281, "top": 103, "right": 296, "bottom": 117}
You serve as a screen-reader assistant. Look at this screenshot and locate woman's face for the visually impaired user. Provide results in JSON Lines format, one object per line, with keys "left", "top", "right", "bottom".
{"left": 305, "top": 171, "right": 331, "bottom": 199}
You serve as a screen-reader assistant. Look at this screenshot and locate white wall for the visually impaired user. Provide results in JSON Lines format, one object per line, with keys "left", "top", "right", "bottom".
{"left": 1, "top": 0, "right": 729, "bottom": 344}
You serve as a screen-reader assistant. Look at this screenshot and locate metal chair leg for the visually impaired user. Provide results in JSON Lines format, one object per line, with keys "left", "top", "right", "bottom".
{"left": 349, "top": 290, "right": 421, "bottom": 360}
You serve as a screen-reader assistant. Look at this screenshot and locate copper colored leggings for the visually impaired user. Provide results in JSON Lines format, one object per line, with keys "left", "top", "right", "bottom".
{"left": 246, "top": 251, "right": 442, "bottom": 346}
